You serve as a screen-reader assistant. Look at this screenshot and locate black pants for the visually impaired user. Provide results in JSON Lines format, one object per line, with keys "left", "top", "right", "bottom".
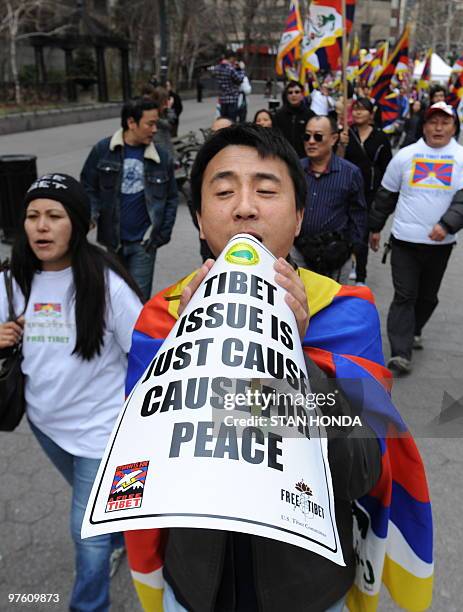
{"left": 353, "top": 226, "right": 369, "bottom": 283}
{"left": 387, "top": 237, "right": 453, "bottom": 360}
{"left": 220, "top": 102, "right": 238, "bottom": 121}
{"left": 354, "top": 195, "right": 374, "bottom": 283}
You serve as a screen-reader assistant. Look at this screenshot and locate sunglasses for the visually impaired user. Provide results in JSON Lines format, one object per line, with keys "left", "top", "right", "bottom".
{"left": 304, "top": 133, "right": 324, "bottom": 143}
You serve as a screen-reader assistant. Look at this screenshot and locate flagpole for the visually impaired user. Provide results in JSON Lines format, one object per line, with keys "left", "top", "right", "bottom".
{"left": 341, "top": 0, "right": 348, "bottom": 131}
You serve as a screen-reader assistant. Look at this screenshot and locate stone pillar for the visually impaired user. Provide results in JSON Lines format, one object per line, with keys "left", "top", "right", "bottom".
{"left": 120, "top": 48, "right": 131, "bottom": 101}
{"left": 96, "top": 46, "right": 108, "bottom": 102}
{"left": 64, "top": 48, "right": 77, "bottom": 102}
{"left": 34, "top": 45, "right": 47, "bottom": 84}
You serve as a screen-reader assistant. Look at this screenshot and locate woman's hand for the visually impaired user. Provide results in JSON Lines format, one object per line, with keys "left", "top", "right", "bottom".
{"left": 0, "top": 316, "right": 24, "bottom": 349}
{"left": 274, "top": 258, "right": 310, "bottom": 339}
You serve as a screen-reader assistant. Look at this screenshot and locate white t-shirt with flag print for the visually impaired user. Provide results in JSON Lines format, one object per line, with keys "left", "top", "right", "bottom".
{"left": 0, "top": 267, "right": 142, "bottom": 458}
{"left": 381, "top": 137, "right": 463, "bottom": 244}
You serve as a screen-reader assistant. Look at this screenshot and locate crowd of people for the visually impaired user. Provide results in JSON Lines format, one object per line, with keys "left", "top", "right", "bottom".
{"left": 1, "top": 52, "right": 462, "bottom": 610}
{"left": 242, "top": 75, "right": 463, "bottom": 375}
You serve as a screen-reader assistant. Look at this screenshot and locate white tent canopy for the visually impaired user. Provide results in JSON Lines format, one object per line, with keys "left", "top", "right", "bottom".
{"left": 413, "top": 53, "right": 452, "bottom": 85}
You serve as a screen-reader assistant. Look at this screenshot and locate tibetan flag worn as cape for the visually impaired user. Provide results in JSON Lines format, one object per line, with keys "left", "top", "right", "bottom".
{"left": 124, "top": 269, "right": 433, "bottom": 612}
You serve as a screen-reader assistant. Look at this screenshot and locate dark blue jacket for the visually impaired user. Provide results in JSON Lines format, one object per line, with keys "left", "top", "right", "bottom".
{"left": 80, "top": 128, "right": 178, "bottom": 251}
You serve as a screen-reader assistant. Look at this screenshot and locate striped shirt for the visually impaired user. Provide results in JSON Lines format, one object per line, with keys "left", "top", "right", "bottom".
{"left": 212, "top": 61, "right": 244, "bottom": 105}
{"left": 299, "top": 154, "right": 367, "bottom": 244}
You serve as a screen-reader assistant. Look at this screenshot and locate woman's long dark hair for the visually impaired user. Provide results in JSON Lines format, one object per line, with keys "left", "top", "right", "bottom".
{"left": 11, "top": 207, "right": 143, "bottom": 361}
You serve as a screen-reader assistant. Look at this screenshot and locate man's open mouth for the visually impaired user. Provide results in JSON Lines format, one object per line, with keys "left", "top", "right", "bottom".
{"left": 238, "top": 231, "right": 263, "bottom": 242}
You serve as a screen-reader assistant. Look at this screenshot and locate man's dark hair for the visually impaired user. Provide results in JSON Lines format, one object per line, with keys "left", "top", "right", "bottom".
{"left": 430, "top": 85, "right": 447, "bottom": 102}
{"left": 224, "top": 49, "right": 236, "bottom": 60}
{"left": 190, "top": 123, "right": 307, "bottom": 213}
{"left": 353, "top": 97, "right": 374, "bottom": 113}
{"left": 285, "top": 80, "right": 304, "bottom": 94}
{"left": 306, "top": 113, "right": 339, "bottom": 134}
{"left": 121, "top": 97, "right": 159, "bottom": 130}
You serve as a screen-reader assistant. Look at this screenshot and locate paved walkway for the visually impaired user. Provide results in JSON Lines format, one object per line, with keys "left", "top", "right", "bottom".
{"left": 0, "top": 99, "right": 462, "bottom": 610}
{"left": 0, "top": 94, "right": 268, "bottom": 178}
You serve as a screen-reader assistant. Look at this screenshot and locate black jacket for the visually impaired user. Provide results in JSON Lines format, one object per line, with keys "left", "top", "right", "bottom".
{"left": 273, "top": 104, "right": 315, "bottom": 159}
{"left": 344, "top": 127, "right": 392, "bottom": 207}
{"left": 170, "top": 91, "right": 183, "bottom": 121}
{"left": 163, "top": 357, "right": 382, "bottom": 612}
{"left": 400, "top": 112, "right": 424, "bottom": 149}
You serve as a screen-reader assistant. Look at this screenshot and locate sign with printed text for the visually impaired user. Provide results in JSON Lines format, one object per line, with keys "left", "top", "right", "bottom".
{"left": 82, "top": 234, "right": 344, "bottom": 565}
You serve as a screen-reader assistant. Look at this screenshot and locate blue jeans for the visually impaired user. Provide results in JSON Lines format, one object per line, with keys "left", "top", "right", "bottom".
{"left": 29, "top": 420, "right": 123, "bottom": 612}
{"left": 163, "top": 580, "right": 346, "bottom": 611}
{"left": 118, "top": 241, "right": 157, "bottom": 301}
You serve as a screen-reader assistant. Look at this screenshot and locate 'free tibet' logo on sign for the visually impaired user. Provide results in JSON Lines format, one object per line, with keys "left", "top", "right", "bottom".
{"left": 225, "top": 243, "right": 259, "bottom": 266}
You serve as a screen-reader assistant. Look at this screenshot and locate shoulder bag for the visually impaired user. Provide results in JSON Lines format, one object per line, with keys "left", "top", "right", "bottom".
{"left": 0, "top": 270, "right": 26, "bottom": 432}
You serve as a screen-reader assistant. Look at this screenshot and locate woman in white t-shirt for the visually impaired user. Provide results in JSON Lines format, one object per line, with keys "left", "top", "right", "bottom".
{"left": 0, "top": 174, "right": 143, "bottom": 612}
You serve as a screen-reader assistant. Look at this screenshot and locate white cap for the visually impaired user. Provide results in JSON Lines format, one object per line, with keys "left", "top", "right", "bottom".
{"left": 425, "top": 101, "right": 455, "bottom": 120}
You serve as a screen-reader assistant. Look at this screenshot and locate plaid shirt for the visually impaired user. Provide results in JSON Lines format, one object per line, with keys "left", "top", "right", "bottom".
{"left": 213, "top": 61, "right": 244, "bottom": 105}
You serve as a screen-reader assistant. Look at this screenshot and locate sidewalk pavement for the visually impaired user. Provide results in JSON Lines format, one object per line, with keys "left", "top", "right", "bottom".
{"left": 0, "top": 94, "right": 268, "bottom": 178}
{"left": 1, "top": 102, "right": 462, "bottom": 609}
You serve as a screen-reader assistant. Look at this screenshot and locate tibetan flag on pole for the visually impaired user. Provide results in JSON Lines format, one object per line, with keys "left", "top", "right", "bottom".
{"left": 357, "top": 50, "right": 375, "bottom": 83}
{"left": 447, "top": 70, "right": 463, "bottom": 108}
{"left": 380, "top": 92, "right": 400, "bottom": 134}
{"left": 276, "top": 0, "right": 304, "bottom": 77}
{"left": 418, "top": 49, "right": 432, "bottom": 92}
{"left": 371, "top": 26, "right": 409, "bottom": 106}
{"left": 394, "top": 30, "right": 410, "bottom": 77}
{"left": 301, "top": 0, "right": 356, "bottom": 73}
{"left": 367, "top": 42, "right": 389, "bottom": 85}
{"left": 346, "top": 33, "right": 360, "bottom": 80}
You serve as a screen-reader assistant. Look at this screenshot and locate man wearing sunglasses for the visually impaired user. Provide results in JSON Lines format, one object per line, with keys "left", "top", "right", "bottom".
{"left": 273, "top": 81, "right": 315, "bottom": 158}
{"left": 292, "top": 115, "right": 367, "bottom": 283}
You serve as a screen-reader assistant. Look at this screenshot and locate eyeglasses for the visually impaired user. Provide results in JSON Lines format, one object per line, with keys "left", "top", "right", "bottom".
{"left": 303, "top": 133, "right": 324, "bottom": 143}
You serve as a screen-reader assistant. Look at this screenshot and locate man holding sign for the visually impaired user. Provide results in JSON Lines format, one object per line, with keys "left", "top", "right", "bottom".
{"left": 123, "top": 125, "right": 386, "bottom": 612}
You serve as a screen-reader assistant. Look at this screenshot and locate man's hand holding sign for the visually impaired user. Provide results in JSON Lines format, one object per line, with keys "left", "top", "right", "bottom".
{"left": 180, "top": 256, "right": 310, "bottom": 338}
{"left": 83, "top": 228, "right": 345, "bottom": 564}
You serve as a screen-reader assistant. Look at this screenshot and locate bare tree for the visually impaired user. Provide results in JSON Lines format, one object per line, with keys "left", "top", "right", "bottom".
{"left": 169, "top": 0, "right": 222, "bottom": 87}
{"left": 0, "top": 0, "right": 69, "bottom": 104}
{"left": 415, "top": 0, "right": 463, "bottom": 58}
{"left": 112, "top": 0, "right": 158, "bottom": 83}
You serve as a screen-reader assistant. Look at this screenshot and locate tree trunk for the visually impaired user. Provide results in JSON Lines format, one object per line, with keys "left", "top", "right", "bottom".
{"left": 6, "top": 2, "right": 21, "bottom": 105}
{"left": 187, "top": 36, "right": 200, "bottom": 88}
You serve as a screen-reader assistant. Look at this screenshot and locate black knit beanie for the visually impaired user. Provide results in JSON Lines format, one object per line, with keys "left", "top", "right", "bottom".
{"left": 23, "top": 173, "right": 90, "bottom": 233}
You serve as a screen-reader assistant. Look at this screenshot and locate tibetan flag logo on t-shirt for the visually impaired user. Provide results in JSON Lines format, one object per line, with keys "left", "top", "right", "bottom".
{"left": 33, "top": 303, "right": 61, "bottom": 317}
{"left": 409, "top": 158, "right": 454, "bottom": 189}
